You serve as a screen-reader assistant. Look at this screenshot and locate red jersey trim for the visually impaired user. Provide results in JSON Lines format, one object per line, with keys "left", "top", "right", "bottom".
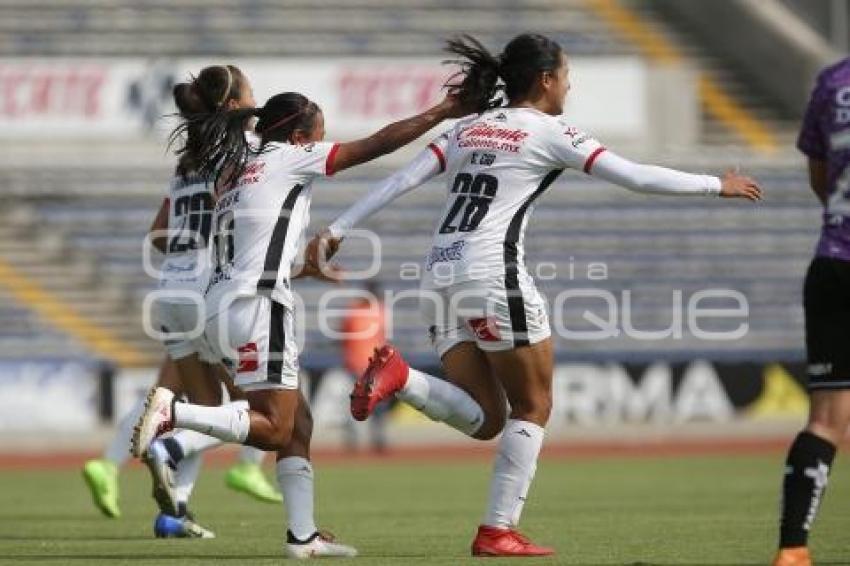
{"left": 428, "top": 143, "right": 447, "bottom": 172}
{"left": 583, "top": 147, "right": 606, "bottom": 174}
{"left": 325, "top": 142, "right": 341, "bottom": 176}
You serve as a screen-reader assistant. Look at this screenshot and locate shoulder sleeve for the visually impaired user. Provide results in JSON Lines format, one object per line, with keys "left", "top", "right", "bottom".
{"left": 281, "top": 141, "right": 342, "bottom": 177}
{"left": 544, "top": 123, "right": 607, "bottom": 172}
{"left": 426, "top": 116, "right": 479, "bottom": 173}
{"left": 797, "top": 71, "right": 830, "bottom": 160}
{"left": 426, "top": 130, "right": 450, "bottom": 173}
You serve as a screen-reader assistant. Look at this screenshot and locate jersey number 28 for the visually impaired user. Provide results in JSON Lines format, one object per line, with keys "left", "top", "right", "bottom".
{"left": 438, "top": 173, "right": 499, "bottom": 234}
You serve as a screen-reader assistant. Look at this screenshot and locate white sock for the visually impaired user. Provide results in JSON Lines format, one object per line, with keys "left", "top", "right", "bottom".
{"left": 171, "top": 430, "right": 223, "bottom": 460}
{"left": 104, "top": 397, "right": 145, "bottom": 465}
{"left": 397, "top": 368, "right": 484, "bottom": 436}
{"left": 239, "top": 445, "right": 266, "bottom": 466}
{"left": 483, "top": 419, "right": 545, "bottom": 529}
{"left": 173, "top": 400, "right": 250, "bottom": 444}
{"left": 277, "top": 457, "right": 317, "bottom": 541}
{"left": 173, "top": 452, "right": 203, "bottom": 507}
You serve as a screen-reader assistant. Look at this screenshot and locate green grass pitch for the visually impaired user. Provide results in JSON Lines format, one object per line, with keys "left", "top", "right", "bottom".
{"left": 0, "top": 454, "right": 848, "bottom": 565}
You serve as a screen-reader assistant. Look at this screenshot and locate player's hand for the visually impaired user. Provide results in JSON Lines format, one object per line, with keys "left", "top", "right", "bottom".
{"left": 719, "top": 170, "right": 763, "bottom": 201}
{"left": 305, "top": 229, "right": 342, "bottom": 268}
{"left": 436, "top": 91, "right": 475, "bottom": 119}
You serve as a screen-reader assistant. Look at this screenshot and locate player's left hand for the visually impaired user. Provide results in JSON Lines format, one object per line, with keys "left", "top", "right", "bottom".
{"left": 719, "top": 169, "right": 763, "bottom": 201}
{"left": 437, "top": 91, "right": 476, "bottom": 119}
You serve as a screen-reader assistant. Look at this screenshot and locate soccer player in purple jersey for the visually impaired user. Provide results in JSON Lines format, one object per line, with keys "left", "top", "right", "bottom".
{"left": 773, "top": 57, "right": 850, "bottom": 566}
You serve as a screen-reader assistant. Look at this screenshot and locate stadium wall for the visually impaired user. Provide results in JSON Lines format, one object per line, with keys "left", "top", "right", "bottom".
{"left": 0, "top": 358, "right": 807, "bottom": 434}
{"left": 0, "top": 56, "right": 696, "bottom": 150}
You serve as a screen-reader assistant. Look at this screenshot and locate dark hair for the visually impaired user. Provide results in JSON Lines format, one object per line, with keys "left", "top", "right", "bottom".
{"left": 170, "top": 64, "right": 246, "bottom": 178}
{"left": 179, "top": 92, "right": 321, "bottom": 189}
{"left": 445, "top": 33, "right": 563, "bottom": 113}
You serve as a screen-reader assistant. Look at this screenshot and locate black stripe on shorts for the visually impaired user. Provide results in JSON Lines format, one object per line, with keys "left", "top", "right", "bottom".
{"left": 503, "top": 168, "right": 563, "bottom": 347}
{"left": 267, "top": 301, "right": 285, "bottom": 384}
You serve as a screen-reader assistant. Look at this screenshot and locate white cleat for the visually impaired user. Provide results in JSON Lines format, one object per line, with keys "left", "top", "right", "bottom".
{"left": 284, "top": 530, "right": 358, "bottom": 559}
{"left": 142, "top": 440, "right": 179, "bottom": 516}
{"left": 131, "top": 387, "right": 175, "bottom": 458}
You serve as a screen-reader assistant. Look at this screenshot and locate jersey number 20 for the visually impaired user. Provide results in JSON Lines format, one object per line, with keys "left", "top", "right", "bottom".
{"left": 168, "top": 193, "right": 214, "bottom": 253}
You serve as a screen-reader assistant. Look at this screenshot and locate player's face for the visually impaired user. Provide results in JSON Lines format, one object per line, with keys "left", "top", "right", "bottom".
{"left": 545, "top": 52, "right": 570, "bottom": 115}
{"left": 306, "top": 111, "right": 326, "bottom": 143}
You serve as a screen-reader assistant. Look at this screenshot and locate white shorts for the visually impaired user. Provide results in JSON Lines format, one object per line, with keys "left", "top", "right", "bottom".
{"left": 204, "top": 295, "right": 299, "bottom": 391}
{"left": 152, "top": 299, "right": 217, "bottom": 363}
{"left": 419, "top": 276, "right": 550, "bottom": 358}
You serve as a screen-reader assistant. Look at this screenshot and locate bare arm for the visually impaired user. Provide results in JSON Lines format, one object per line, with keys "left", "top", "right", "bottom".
{"left": 808, "top": 158, "right": 828, "bottom": 206}
{"left": 148, "top": 197, "right": 169, "bottom": 253}
{"left": 329, "top": 96, "right": 464, "bottom": 174}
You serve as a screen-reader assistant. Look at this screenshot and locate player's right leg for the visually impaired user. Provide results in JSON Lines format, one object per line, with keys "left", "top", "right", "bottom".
{"left": 773, "top": 257, "right": 850, "bottom": 566}
{"left": 278, "top": 391, "right": 357, "bottom": 558}
{"left": 472, "top": 338, "right": 554, "bottom": 557}
{"left": 773, "top": 389, "right": 850, "bottom": 566}
{"left": 133, "top": 296, "right": 302, "bottom": 456}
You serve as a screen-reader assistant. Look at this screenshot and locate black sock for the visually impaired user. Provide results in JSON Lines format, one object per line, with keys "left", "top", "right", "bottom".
{"left": 779, "top": 431, "right": 836, "bottom": 548}
{"left": 287, "top": 530, "right": 319, "bottom": 544}
{"left": 160, "top": 437, "right": 185, "bottom": 468}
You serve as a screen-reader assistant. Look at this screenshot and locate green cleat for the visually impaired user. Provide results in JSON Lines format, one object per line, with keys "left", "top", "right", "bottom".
{"left": 224, "top": 462, "right": 282, "bottom": 504}
{"left": 82, "top": 459, "right": 121, "bottom": 518}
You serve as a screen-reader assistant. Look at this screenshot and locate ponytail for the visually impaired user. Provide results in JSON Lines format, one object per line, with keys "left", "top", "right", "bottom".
{"left": 169, "top": 65, "right": 246, "bottom": 179}
{"left": 444, "top": 35, "right": 503, "bottom": 113}
{"left": 170, "top": 91, "right": 321, "bottom": 191}
{"left": 172, "top": 107, "right": 262, "bottom": 189}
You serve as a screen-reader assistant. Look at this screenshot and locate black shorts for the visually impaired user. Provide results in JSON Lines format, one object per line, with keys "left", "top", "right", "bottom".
{"left": 804, "top": 256, "right": 850, "bottom": 390}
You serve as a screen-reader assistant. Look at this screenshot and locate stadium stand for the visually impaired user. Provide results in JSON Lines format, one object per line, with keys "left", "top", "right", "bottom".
{"left": 0, "top": 0, "right": 821, "bottom": 367}
{"left": 0, "top": 163, "right": 817, "bottom": 367}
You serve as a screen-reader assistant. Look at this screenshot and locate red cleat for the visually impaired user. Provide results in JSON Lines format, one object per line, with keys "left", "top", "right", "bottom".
{"left": 471, "top": 525, "right": 554, "bottom": 557}
{"left": 350, "top": 344, "right": 409, "bottom": 421}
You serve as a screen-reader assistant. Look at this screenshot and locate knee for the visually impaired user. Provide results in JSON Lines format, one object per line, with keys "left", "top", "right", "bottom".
{"left": 293, "top": 406, "right": 314, "bottom": 444}
{"left": 266, "top": 411, "right": 295, "bottom": 450}
{"left": 473, "top": 408, "right": 507, "bottom": 441}
{"left": 509, "top": 391, "right": 552, "bottom": 426}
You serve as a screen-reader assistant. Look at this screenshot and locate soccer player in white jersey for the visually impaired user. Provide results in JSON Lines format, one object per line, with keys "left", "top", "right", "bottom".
{"left": 307, "top": 33, "right": 763, "bottom": 558}
{"left": 132, "top": 86, "right": 468, "bottom": 557}
{"left": 83, "top": 66, "right": 279, "bottom": 533}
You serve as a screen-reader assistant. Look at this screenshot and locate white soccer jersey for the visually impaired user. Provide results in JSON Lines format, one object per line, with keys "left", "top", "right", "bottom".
{"left": 421, "top": 107, "right": 606, "bottom": 288}
{"left": 204, "top": 140, "right": 339, "bottom": 317}
{"left": 157, "top": 173, "right": 216, "bottom": 301}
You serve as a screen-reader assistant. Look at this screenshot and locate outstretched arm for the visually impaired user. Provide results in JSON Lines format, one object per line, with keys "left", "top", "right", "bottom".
{"left": 328, "top": 95, "right": 465, "bottom": 175}
{"left": 587, "top": 150, "right": 762, "bottom": 201}
{"left": 329, "top": 145, "right": 444, "bottom": 238}
{"left": 306, "top": 145, "right": 444, "bottom": 267}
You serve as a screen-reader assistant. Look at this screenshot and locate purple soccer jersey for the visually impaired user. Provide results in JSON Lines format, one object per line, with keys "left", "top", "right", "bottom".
{"left": 798, "top": 57, "right": 850, "bottom": 261}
